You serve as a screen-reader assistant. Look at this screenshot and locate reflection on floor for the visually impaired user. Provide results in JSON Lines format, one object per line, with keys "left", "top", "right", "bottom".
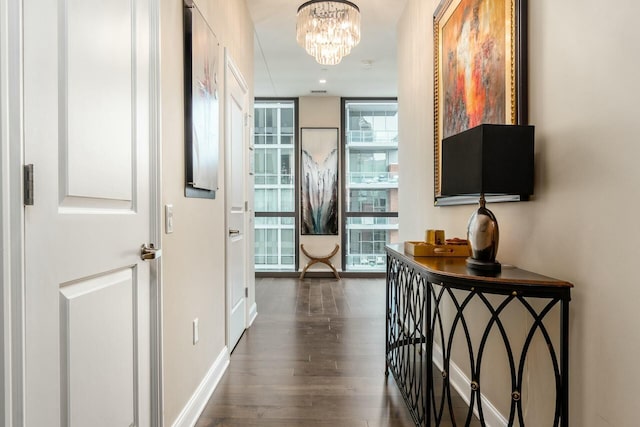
{"left": 195, "top": 277, "right": 477, "bottom": 427}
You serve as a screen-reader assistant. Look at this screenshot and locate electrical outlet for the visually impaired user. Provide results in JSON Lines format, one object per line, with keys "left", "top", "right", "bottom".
{"left": 193, "top": 318, "right": 199, "bottom": 345}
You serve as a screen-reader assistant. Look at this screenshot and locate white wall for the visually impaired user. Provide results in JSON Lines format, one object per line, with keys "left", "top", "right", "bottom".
{"left": 398, "top": 0, "right": 640, "bottom": 425}
{"left": 160, "top": 0, "right": 253, "bottom": 424}
{"left": 298, "top": 96, "right": 343, "bottom": 271}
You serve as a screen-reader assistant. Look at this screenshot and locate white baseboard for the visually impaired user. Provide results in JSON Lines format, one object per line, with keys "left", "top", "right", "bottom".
{"left": 432, "top": 343, "right": 508, "bottom": 427}
{"left": 171, "top": 346, "right": 230, "bottom": 427}
{"left": 248, "top": 302, "right": 258, "bottom": 327}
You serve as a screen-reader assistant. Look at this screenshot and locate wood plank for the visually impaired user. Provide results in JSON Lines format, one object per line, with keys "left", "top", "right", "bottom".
{"left": 195, "top": 277, "right": 478, "bottom": 427}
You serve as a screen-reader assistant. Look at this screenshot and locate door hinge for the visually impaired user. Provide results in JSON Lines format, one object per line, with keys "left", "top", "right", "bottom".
{"left": 245, "top": 287, "right": 248, "bottom": 298}
{"left": 244, "top": 201, "right": 248, "bottom": 211}
{"left": 24, "top": 164, "right": 34, "bottom": 206}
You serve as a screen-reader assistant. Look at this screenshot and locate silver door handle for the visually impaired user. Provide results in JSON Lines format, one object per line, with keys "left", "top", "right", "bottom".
{"left": 140, "top": 243, "right": 162, "bottom": 260}
{"left": 229, "top": 229, "right": 240, "bottom": 236}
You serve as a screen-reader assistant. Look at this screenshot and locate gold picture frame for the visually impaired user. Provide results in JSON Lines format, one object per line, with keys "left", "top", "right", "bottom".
{"left": 433, "top": 0, "right": 528, "bottom": 204}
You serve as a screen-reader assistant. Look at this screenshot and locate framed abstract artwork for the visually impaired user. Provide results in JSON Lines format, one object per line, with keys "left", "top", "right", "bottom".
{"left": 300, "top": 128, "right": 339, "bottom": 235}
{"left": 184, "top": 0, "right": 220, "bottom": 199}
{"left": 433, "top": 0, "right": 528, "bottom": 204}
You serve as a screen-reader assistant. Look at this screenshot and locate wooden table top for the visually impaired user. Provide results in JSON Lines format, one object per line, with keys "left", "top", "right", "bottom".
{"left": 386, "top": 244, "right": 573, "bottom": 288}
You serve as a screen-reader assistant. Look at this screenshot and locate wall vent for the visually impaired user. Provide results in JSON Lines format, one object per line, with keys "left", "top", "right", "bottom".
{"left": 310, "top": 90, "right": 327, "bottom": 94}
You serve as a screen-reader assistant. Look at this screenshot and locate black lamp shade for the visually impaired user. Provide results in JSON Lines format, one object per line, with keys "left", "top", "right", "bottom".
{"left": 441, "top": 124, "right": 534, "bottom": 198}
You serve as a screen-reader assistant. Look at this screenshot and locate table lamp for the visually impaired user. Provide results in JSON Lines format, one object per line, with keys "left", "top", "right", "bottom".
{"left": 440, "top": 124, "right": 534, "bottom": 272}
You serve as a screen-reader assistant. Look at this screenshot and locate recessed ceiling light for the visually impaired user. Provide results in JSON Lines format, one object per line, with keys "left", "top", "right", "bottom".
{"left": 319, "top": 79, "right": 327, "bottom": 84}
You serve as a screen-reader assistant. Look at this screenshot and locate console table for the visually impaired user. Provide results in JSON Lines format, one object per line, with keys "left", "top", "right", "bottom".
{"left": 385, "top": 244, "right": 572, "bottom": 426}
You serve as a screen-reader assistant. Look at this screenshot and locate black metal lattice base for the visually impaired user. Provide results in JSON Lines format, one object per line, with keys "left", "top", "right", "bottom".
{"left": 385, "top": 251, "right": 570, "bottom": 427}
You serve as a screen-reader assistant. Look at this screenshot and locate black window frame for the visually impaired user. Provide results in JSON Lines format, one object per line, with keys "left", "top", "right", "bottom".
{"left": 253, "top": 98, "right": 299, "bottom": 272}
{"left": 340, "top": 97, "right": 399, "bottom": 272}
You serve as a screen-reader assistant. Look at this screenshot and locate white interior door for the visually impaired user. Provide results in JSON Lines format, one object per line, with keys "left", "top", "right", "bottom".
{"left": 225, "top": 52, "right": 249, "bottom": 351}
{"left": 23, "top": 0, "right": 156, "bottom": 426}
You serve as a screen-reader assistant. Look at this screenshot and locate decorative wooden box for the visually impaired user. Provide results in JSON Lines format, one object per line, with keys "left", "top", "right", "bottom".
{"left": 404, "top": 241, "right": 470, "bottom": 257}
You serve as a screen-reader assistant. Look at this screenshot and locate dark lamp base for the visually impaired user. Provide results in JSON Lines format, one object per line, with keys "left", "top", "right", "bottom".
{"left": 466, "top": 257, "right": 502, "bottom": 272}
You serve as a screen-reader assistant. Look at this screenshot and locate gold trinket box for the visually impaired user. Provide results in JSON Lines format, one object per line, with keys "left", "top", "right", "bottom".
{"left": 404, "top": 241, "right": 470, "bottom": 257}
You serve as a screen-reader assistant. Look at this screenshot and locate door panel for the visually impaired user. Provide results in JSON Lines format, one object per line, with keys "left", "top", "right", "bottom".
{"left": 59, "top": 269, "right": 136, "bottom": 427}
{"left": 63, "top": 0, "right": 134, "bottom": 201}
{"left": 23, "top": 0, "right": 153, "bottom": 425}
{"left": 226, "top": 53, "right": 248, "bottom": 351}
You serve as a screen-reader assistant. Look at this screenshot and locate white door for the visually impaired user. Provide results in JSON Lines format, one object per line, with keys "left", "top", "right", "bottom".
{"left": 23, "top": 0, "right": 157, "bottom": 426}
{"left": 225, "top": 52, "right": 249, "bottom": 351}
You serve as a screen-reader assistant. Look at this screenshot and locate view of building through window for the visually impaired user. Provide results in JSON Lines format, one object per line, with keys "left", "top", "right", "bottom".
{"left": 343, "top": 100, "right": 399, "bottom": 271}
{"left": 253, "top": 99, "right": 398, "bottom": 273}
{"left": 253, "top": 100, "right": 297, "bottom": 270}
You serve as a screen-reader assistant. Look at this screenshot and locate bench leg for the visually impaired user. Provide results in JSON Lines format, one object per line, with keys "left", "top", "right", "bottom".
{"left": 299, "top": 259, "right": 340, "bottom": 280}
{"left": 299, "top": 244, "right": 341, "bottom": 280}
{"left": 299, "top": 259, "right": 320, "bottom": 279}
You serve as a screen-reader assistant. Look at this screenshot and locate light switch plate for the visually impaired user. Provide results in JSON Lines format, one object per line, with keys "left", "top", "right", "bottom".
{"left": 165, "top": 204, "right": 174, "bottom": 234}
{"left": 193, "top": 318, "right": 199, "bottom": 345}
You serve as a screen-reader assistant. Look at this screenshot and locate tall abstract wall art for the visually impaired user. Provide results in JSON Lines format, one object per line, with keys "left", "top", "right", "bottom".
{"left": 184, "top": 0, "right": 220, "bottom": 199}
{"left": 301, "top": 128, "right": 339, "bottom": 235}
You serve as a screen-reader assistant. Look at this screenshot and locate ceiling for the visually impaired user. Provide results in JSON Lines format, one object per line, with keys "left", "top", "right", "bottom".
{"left": 246, "top": 0, "right": 408, "bottom": 98}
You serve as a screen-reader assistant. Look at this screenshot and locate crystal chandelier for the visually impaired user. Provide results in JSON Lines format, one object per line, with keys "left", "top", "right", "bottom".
{"left": 296, "top": 1, "right": 361, "bottom": 65}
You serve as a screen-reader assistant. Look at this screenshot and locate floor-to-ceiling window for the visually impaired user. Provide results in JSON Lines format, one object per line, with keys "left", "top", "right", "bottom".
{"left": 342, "top": 99, "right": 399, "bottom": 271}
{"left": 253, "top": 100, "right": 298, "bottom": 271}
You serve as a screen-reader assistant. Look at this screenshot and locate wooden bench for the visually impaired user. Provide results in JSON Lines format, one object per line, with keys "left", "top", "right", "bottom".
{"left": 299, "top": 244, "right": 340, "bottom": 280}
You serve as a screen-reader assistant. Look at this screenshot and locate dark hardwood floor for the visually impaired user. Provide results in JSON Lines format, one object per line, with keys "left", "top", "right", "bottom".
{"left": 194, "top": 277, "right": 475, "bottom": 427}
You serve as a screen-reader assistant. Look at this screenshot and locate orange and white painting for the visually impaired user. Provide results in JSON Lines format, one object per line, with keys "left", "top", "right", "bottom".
{"left": 441, "top": 0, "right": 508, "bottom": 138}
